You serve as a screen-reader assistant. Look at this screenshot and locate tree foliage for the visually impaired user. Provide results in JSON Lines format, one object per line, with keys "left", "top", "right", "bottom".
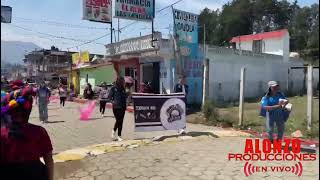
{"left": 199, "top": 0, "right": 319, "bottom": 64}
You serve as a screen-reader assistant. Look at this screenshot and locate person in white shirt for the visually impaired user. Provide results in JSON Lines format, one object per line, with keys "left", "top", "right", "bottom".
{"left": 58, "top": 84, "right": 67, "bottom": 107}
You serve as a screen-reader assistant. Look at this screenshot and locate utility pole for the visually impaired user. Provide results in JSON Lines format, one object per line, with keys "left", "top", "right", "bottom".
{"left": 239, "top": 67, "right": 246, "bottom": 126}
{"left": 110, "top": 25, "right": 113, "bottom": 44}
{"left": 307, "top": 65, "right": 313, "bottom": 131}
{"left": 118, "top": 18, "right": 120, "bottom": 42}
{"left": 67, "top": 48, "right": 72, "bottom": 90}
{"left": 202, "top": 23, "right": 208, "bottom": 109}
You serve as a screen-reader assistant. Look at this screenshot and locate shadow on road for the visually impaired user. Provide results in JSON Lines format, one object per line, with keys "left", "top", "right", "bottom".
{"left": 102, "top": 115, "right": 114, "bottom": 118}
{"left": 48, "top": 115, "right": 59, "bottom": 117}
{"left": 46, "top": 121, "right": 65, "bottom": 124}
{"left": 151, "top": 131, "right": 218, "bottom": 142}
{"left": 48, "top": 107, "right": 60, "bottom": 110}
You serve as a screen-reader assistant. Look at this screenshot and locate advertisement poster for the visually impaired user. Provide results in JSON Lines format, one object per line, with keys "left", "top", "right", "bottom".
{"left": 114, "top": 0, "right": 155, "bottom": 21}
{"left": 173, "top": 9, "right": 199, "bottom": 44}
{"left": 72, "top": 51, "right": 90, "bottom": 65}
{"left": 83, "top": 0, "right": 112, "bottom": 23}
{"left": 132, "top": 93, "right": 186, "bottom": 132}
{"left": 173, "top": 8, "right": 202, "bottom": 104}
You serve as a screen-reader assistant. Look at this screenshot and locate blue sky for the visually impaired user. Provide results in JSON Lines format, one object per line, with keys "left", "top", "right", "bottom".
{"left": 1, "top": 0, "right": 318, "bottom": 55}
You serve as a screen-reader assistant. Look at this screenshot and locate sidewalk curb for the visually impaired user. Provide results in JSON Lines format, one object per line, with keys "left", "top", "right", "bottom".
{"left": 50, "top": 130, "right": 252, "bottom": 163}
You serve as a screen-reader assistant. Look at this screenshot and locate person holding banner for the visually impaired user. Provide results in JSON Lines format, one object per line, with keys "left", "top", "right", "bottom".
{"left": 174, "top": 75, "right": 188, "bottom": 135}
{"left": 108, "top": 77, "right": 127, "bottom": 141}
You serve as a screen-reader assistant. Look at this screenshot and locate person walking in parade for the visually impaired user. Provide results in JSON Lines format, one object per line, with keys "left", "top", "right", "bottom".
{"left": 58, "top": 84, "right": 67, "bottom": 107}
{"left": 260, "top": 81, "right": 290, "bottom": 143}
{"left": 174, "top": 75, "right": 188, "bottom": 135}
{"left": 1, "top": 85, "right": 54, "bottom": 180}
{"left": 37, "top": 82, "right": 51, "bottom": 123}
{"left": 108, "top": 77, "right": 127, "bottom": 141}
{"left": 84, "top": 83, "right": 94, "bottom": 100}
{"left": 99, "top": 84, "right": 110, "bottom": 117}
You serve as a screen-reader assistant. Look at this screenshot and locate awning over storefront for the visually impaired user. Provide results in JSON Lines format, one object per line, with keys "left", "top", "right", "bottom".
{"left": 105, "top": 32, "right": 162, "bottom": 59}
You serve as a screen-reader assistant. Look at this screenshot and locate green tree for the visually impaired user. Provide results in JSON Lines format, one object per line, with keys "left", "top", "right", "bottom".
{"left": 198, "top": 0, "right": 319, "bottom": 64}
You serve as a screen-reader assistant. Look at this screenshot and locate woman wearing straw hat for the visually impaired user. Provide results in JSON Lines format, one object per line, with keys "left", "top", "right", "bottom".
{"left": 260, "top": 81, "right": 291, "bottom": 143}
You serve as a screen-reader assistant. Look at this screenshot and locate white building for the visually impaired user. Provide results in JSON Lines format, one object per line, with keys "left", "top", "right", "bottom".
{"left": 206, "top": 46, "right": 319, "bottom": 103}
{"left": 230, "top": 29, "right": 290, "bottom": 62}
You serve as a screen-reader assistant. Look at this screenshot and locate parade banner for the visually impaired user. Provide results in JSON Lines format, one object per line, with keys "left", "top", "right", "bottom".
{"left": 114, "top": 0, "right": 155, "bottom": 21}
{"left": 132, "top": 93, "right": 186, "bottom": 132}
{"left": 83, "top": 0, "right": 112, "bottom": 23}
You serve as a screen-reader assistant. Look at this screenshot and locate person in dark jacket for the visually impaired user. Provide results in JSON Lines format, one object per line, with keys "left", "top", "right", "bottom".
{"left": 83, "top": 83, "right": 94, "bottom": 100}
{"left": 108, "top": 77, "right": 127, "bottom": 141}
{"left": 174, "top": 75, "right": 188, "bottom": 135}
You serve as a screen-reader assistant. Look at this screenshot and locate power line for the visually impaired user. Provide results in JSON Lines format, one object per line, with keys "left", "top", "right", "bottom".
{"left": 59, "top": 0, "right": 185, "bottom": 50}
{"left": 14, "top": 17, "right": 109, "bottom": 30}
{"left": 156, "top": 0, "right": 184, "bottom": 12}
{"left": 9, "top": 23, "right": 106, "bottom": 46}
{"left": 66, "top": 33, "right": 110, "bottom": 50}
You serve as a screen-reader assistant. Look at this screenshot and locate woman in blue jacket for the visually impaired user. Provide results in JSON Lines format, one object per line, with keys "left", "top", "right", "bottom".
{"left": 261, "top": 81, "right": 290, "bottom": 142}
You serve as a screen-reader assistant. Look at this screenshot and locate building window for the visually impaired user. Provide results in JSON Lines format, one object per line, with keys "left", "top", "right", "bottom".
{"left": 252, "top": 40, "right": 262, "bottom": 53}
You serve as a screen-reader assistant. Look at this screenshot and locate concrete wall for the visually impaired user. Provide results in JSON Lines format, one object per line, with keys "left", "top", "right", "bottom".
{"left": 206, "top": 47, "right": 319, "bottom": 103}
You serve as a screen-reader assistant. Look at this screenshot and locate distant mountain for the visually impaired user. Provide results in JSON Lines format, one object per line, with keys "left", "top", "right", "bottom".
{"left": 1, "top": 40, "right": 42, "bottom": 65}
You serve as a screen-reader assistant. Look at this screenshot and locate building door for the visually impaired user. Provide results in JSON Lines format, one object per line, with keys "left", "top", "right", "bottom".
{"left": 141, "top": 62, "right": 160, "bottom": 94}
{"left": 152, "top": 62, "right": 160, "bottom": 94}
{"left": 125, "top": 67, "right": 137, "bottom": 92}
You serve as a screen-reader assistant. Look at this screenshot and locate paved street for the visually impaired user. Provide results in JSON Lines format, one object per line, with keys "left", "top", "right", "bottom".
{"left": 29, "top": 101, "right": 220, "bottom": 153}
{"left": 54, "top": 137, "right": 319, "bottom": 180}
{"left": 29, "top": 101, "right": 319, "bottom": 180}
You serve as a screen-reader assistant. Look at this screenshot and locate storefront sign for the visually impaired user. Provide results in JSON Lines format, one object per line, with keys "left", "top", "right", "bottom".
{"left": 1, "top": 6, "right": 12, "bottom": 23}
{"left": 114, "top": 0, "right": 155, "bottom": 21}
{"left": 72, "top": 51, "right": 90, "bottom": 65}
{"left": 132, "top": 93, "right": 186, "bottom": 132}
{"left": 173, "top": 9, "right": 198, "bottom": 44}
{"left": 105, "top": 32, "right": 161, "bottom": 56}
{"left": 83, "top": 0, "right": 112, "bottom": 23}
